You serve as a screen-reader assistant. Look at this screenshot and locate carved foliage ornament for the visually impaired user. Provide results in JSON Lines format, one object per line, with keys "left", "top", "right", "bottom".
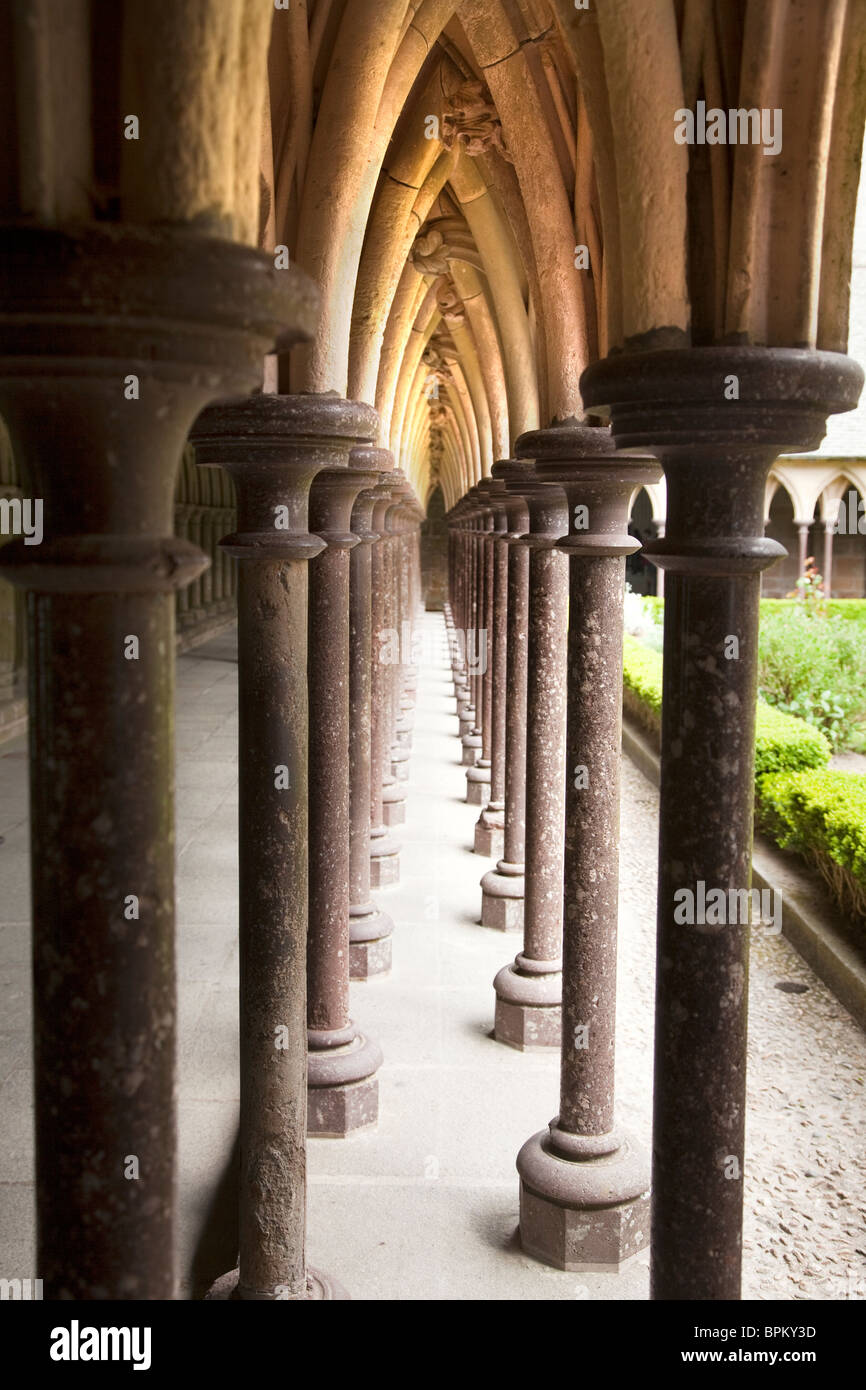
{"left": 410, "top": 227, "right": 451, "bottom": 276}
{"left": 441, "top": 80, "right": 513, "bottom": 162}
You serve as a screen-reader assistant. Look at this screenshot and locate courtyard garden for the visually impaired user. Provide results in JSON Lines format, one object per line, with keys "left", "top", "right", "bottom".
{"left": 622, "top": 578, "right": 866, "bottom": 941}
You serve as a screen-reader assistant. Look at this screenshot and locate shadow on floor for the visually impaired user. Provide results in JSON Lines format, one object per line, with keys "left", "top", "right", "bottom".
{"left": 188, "top": 1126, "right": 240, "bottom": 1300}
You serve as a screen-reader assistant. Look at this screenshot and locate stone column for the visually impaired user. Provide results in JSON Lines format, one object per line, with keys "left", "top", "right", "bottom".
{"left": 516, "top": 422, "right": 660, "bottom": 1269}
{"left": 823, "top": 519, "right": 835, "bottom": 597}
{"left": 796, "top": 519, "right": 811, "bottom": 589}
{"left": 187, "top": 504, "right": 206, "bottom": 629}
{"left": 194, "top": 392, "right": 364, "bottom": 1301}
{"left": 474, "top": 478, "right": 509, "bottom": 854}
{"left": 481, "top": 465, "right": 530, "bottom": 931}
{"left": 307, "top": 434, "right": 384, "bottom": 1137}
{"left": 389, "top": 488, "right": 414, "bottom": 787}
{"left": 461, "top": 490, "right": 483, "bottom": 768}
{"left": 0, "top": 224, "right": 313, "bottom": 1300}
{"left": 466, "top": 489, "right": 493, "bottom": 806}
{"left": 654, "top": 521, "right": 666, "bottom": 599}
{"left": 448, "top": 505, "right": 473, "bottom": 735}
{"left": 490, "top": 467, "right": 567, "bottom": 1053}
{"left": 348, "top": 451, "right": 395, "bottom": 978}
{"left": 370, "top": 475, "right": 401, "bottom": 888}
{"left": 176, "top": 503, "right": 193, "bottom": 631}
{"left": 582, "top": 346, "right": 862, "bottom": 1300}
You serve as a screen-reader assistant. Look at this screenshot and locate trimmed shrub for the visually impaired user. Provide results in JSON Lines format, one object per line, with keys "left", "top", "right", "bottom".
{"left": 757, "top": 606, "right": 866, "bottom": 752}
{"left": 757, "top": 769, "right": 866, "bottom": 931}
{"left": 623, "top": 634, "right": 831, "bottom": 775}
{"left": 753, "top": 702, "right": 831, "bottom": 778}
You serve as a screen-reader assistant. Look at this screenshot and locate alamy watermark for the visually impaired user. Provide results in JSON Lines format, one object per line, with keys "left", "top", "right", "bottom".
{"left": 674, "top": 101, "right": 782, "bottom": 156}
{"left": 830, "top": 489, "right": 866, "bottom": 535}
{"left": 0, "top": 496, "right": 43, "bottom": 545}
{"left": 0, "top": 1276, "right": 43, "bottom": 1299}
{"left": 378, "top": 621, "right": 487, "bottom": 674}
{"left": 673, "top": 881, "right": 782, "bottom": 933}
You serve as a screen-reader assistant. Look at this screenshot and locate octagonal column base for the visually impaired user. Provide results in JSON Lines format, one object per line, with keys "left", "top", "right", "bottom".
{"left": 370, "top": 829, "right": 400, "bottom": 886}
{"left": 474, "top": 802, "right": 504, "bottom": 856}
{"left": 517, "top": 1127, "right": 650, "bottom": 1272}
{"left": 481, "top": 861, "right": 525, "bottom": 930}
{"left": 466, "top": 763, "right": 491, "bottom": 805}
{"left": 383, "top": 800, "right": 406, "bottom": 828}
{"left": 391, "top": 745, "right": 411, "bottom": 781}
{"left": 461, "top": 731, "right": 482, "bottom": 765}
{"left": 493, "top": 957, "right": 561, "bottom": 1050}
{"left": 307, "top": 1028, "right": 383, "bottom": 1137}
{"left": 349, "top": 903, "right": 394, "bottom": 979}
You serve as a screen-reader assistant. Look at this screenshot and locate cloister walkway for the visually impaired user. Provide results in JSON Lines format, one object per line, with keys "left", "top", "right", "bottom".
{"left": 0, "top": 612, "right": 864, "bottom": 1300}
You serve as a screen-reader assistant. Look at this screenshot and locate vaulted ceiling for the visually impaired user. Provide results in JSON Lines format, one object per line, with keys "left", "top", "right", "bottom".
{"left": 3, "top": 0, "right": 865, "bottom": 508}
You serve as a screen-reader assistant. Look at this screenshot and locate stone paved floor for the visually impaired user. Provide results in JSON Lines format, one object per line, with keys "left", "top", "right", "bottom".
{"left": 0, "top": 613, "right": 864, "bottom": 1299}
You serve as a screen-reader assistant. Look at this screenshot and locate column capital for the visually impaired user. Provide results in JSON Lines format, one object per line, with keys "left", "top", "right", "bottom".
{"left": 349, "top": 447, "right": 391, "bottom": 544}
{"left": 492, "top": 458, "right": 532, "bottom": 540}
{"left": 509, "top": 456, "right": 568, "bottom": 549}
{"left": 580, "top": 346, "right": 864, "bottom": 576}
{"left": 310, "top": 434, "right": 380, "bottom": 552}
{"left": 192, "top": 393, "right": 374, "bottom": 563}
{"left": 0, "top": 223, "right": 317, "bottom": 593}
{"left": 525, "top": 421, "right": 661, "bottom": 558}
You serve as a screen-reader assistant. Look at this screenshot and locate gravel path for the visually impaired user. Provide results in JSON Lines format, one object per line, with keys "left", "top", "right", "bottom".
{"left": 617, "top": 756, "right": 866, "bottom": 1300}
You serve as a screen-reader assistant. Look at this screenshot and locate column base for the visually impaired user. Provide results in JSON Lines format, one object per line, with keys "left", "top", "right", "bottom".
{"left": 307, "top": 1028, "right": 383, "bottom": 1137}
{"left": 466, "top": 763, "right": 491, "bottom": 806}
{"left": 206, "top": 1267, "right": 350, "bottom": 1300}
{"left": 382, "top": 778, "right": 407, "bottom": 826}
{"left": 461, "top": 731, "right": 482, "bottom": 765}
{"left": 370, "top": 829, "right": 400, "bottom": 886}
{"left": 493, "top": 957, "right": 561, "bottom": 1050}
{"left": 349, "top": 903, "right": 394, "bottom": 979}
{"left": 391, "top": 745, "right": 411, "bottom": 781}
{"left": 474, "top": 802, "right": 504, "bottom": 856}
{"left": 516, "top": 1125, "right": 650, "bottom": 1272}
{"left": 481, "top": 860, "right": 525, "bottom": 930}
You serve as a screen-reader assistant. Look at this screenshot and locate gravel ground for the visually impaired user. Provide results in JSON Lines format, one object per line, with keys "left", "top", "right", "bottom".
{"left": 617, "top": 757, "right": 866, "bottom": 1300}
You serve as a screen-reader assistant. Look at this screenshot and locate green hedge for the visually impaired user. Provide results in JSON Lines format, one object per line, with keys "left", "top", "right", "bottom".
{"left": 622, "top": 634, "right": 866, "bottom": 930}
{"left": 759, "top": 598, "right": 866, "bottom": 624}
{"left": 622, "top": 635, "right": 831, "bottom": 776}
{"left": 757, "top": 770, "right": 866, "bottom": 930}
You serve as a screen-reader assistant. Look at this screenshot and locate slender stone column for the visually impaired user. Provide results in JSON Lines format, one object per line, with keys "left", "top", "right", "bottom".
{"left": 307, "top": 434, "right": 384, "bottom": 1136}
{"left": 389, "top": 487, "right": 415, "bottom": 785}
{"left": 461, "top": 490, "right": 483, "bottom": 767}
{"left": 176, "top": 503, "right": 194, "bottom": 630}
{"left": 370, "top": 474, "right": 401, "bottom": 888}
{"left": 448, "top": 505, "right": 473, "bottom": 734}
{"left": 796, "top": 519, "right": 811, "bottom": 588}
{"left": 654, "top": 521, "right": 665, "bottom": 599}
{"left": 457, "top": 509, "right": 476, "bottom": 737}
{"left": 466, "top": 490, "right": 493, "bottom": 806}
{"left": 349, "top": 450, "right": 395, "bottom": 978}
{"left": 516, "top": 422, "right": 660, "bottom": 1268}
{"left": 482, "top": 465, "right": 530, "bottom": 930}
{"left": 193, "top": 392, "right": 360, "bottom": 1300}
{"left": 491, "top": 468, "right": 567, "bottom": 1054}
{"left": 823, "top": 519, "right": 834, "bottom": 597}
{"left": 0, "top": 224, "right": 315, "bottom": 1300}
{"left": 474, "top": 479, "right": 509, "bottom": 854}
{"left": 582, "top": 347, "right": 863, "bottom": 1299}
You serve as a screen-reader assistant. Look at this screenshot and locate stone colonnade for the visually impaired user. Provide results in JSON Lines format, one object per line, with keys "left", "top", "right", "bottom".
{"left": 0, "top": 233, "right": 861, "bottom": 1303}
{"left": 446, "top": 351, "right": 862, "bottom": 1298}
{"left": 0, "top": 226, "right": 423, "bottom": 1299}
